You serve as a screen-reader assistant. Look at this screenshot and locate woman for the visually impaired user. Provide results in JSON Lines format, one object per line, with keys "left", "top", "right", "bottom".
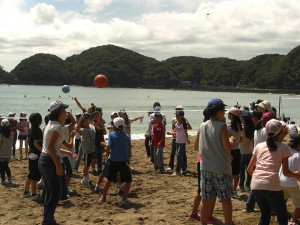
{"left": 38, "top": 101, "right": 69, "bottom": 225}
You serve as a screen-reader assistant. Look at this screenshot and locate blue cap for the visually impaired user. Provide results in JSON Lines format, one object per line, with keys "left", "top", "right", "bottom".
{"left": 207, "top": 99, "right": 227, "bottom": 108}
{"left": 242, "top": 110, "right": 252, "bottom": 117}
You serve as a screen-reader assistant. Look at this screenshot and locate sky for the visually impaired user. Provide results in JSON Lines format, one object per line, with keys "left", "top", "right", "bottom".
{"left": 1, "top": 0, "right": 300, "bottom": 71}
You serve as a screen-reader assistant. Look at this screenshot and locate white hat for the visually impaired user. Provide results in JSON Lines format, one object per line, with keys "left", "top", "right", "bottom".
{"left": 0, "top": 114, "right": 5, "bottom": 119}
{"left": 265, "top": 119, "right": 286, "bottom": 137}
{"left": 111, "top": 112, "right": 118, "bottom": 116}
{"left": 8, "top": 112, "right": 16, "bottom": 117}
{"left": 1, "top": 119, "right": 9, "bottom": 127}
{"left": 113, "top": 117, "right": 125, "bottom": 129}
{"left": 48, "top": 101, "right": 69, "bottom": 113}
{"left": 258, "top": 100, "right": 272, "bottom": 112}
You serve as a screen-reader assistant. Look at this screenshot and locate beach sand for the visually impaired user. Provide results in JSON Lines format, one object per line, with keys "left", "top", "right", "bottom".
{"left": 0, "top": 136, "right": 294, "bottom": 225}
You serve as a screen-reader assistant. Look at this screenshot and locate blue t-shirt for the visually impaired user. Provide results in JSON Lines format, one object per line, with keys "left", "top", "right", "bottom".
{"left": 108, "top": 130, "right": 131, "bottom": 162}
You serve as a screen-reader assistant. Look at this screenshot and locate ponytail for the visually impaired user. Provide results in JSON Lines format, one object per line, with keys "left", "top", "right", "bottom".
{"left": 266, "top": 134, "right": 277, "bottom": 152}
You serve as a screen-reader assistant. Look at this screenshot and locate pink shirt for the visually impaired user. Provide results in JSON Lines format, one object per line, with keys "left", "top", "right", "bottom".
{"left": 251, "top": 141, "right": 291, "bottom": 191}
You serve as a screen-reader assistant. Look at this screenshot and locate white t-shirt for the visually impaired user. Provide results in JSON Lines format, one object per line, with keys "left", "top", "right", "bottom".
{"left": 254, "top": 128, "right": 268, "bottom": 147}
{"left": 279, "top": 149, "right": 300, "bottom": 187}
{"left": 288, "top": 124, "right": 298, "bottom": 136}
{"left": 171, "top": 117, "right": 190, "bottom": 139}
{"left": 61, "top": 125, "right": 74, "bottom": 157}
{"left": 239, "top": 130, "right": 254, "bottom": 154}
{"left": 42, "top": 121, "right": 64, "bottom": 157}
{"left": 175, "top": 123, "right": 187, "bottom": 144}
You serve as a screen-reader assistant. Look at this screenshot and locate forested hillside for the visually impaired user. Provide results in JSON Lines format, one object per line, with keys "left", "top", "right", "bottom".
{"left": 3, "top": 44, "right": 300, "bottom": 90}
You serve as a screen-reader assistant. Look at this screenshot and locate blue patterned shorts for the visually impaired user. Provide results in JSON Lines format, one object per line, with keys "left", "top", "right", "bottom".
{"left": 200, "top": 170, "right": 234, "bottom": 199}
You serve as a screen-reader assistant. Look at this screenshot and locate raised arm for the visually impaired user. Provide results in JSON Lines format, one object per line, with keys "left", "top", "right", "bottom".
{"left": 74, "top": 97, "right": 85, "bottom": 112}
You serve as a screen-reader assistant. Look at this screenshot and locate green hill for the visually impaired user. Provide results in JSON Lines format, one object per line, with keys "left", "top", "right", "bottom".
{"left": 4, "top": 44, "right": 300, "bottom": 90}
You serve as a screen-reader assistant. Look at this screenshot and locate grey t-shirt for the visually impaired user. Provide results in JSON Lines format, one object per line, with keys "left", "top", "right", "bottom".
{"left": 79, "top": 125, "right": 96, "bottom": 154}
{"left": 199, "top": 120, "right": 231, "bottom": 175}
{"left": 0, "top": 134, "right": 13, "bottom": 161}
{"left": 227, "top": 124, "right": 242, "bottom": 150}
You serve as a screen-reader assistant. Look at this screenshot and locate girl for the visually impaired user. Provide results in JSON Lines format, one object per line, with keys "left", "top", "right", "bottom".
{"left": 227, "top": 107, "right": 243, "bottom": 195}
{"left": 0, "top": 119, "right": 13, "bottom": 184}
{"left": 172, "top": 110, "right": 190, "bottom": 176}
{"left": 248, "top": 119, "right": 300, "bottom": 225}
{"left": 17, "top": 112, "right": 29, "bottom": 159}
{"left": 23, "top": 113, "right": 43, "bottom": 200}
{"left": 38, "top": 101, "right": 71, "bottom": 225}
{"left": 118, "top": 109, "right": 143, "bottom": 138}
{"left": 239, "top": 112, "right": 255, "bottom": 191}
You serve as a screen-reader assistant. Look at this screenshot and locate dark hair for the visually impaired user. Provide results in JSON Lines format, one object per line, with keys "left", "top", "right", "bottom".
{"left": 29, "top": 113, "right": 42, "bottom": 128}
{"left": 230, "top": 114, "right": 243, "bottom": 132}
{"left": 153, "top": 102, "right": 161, "bottom": 108}
{"left": 44, "top": 114, "right": 50, "bottom": 125}
{"left": 242, "top": 116, "right": 254, "bottom": 139}
{"left": 254, "top": 120, "right": 263, "bottom": 130}
{"left": 266, "top": 135, "right": 278, "bottom": 152}
{"left": 207, "top": 106, "right": 225, "bottom": 117}
{"left": 49, "top": 108, "right": 64, "bottom": 121}
{"left": 203, "top": 108, "right": 210, "bottom": 122}
{"left": 1, "top": 126, "right": 11, "bottom": 138}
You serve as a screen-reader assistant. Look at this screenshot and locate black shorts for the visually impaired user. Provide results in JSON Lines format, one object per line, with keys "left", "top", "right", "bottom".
{"left": 231, "top": 149, "right": 241, "bottom": 175}
{"left": 107, "top": 160, "right": 132, "bottom": 183}
{"left": 28, "top": 158, "right": 41, "bottom": 181}
{"left": 197, "top": 162, "right": 201, "bottom": 194}
{"left": 18, "top": 135, "right": 28, "bottom": 140}
{"left": 84, "top": 153, "right": 93, "bottom": 167}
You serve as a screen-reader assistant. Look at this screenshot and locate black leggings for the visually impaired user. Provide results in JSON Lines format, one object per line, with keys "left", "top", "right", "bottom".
{"left": 0, "top": 160, "right": 11, "bottom": 181}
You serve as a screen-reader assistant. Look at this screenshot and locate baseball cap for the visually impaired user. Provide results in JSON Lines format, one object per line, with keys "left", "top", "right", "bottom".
{"left": 153, "top": 102, "right": 161, "bottom": 109}
{"left": 288, "top": 134, "right": 300, "bottom": 148}
{"left": 207, "top": 99, "right": 227, "bottom": 109}
{"left": 228, "top": 107, "right": 241, "bottom": 117}
{"left": 113, "top": 117, "right": 125, "bottom": 129}
{"left": 1, "top": 118, "right": 9, "bottom": 127}
{"left": 261, "top": 112, "right": 276, "bottom": 124}
{"left": 265, "top": 119, "right": 286, "bottom": 137}
{"left": 20, "top": 112, "right": 27, "bottom": 116}
{"left": 258, "top": 100, "right": 272, "bottom": 112}
{"left": 118, "top": 109, "right": 127, "bottom": 115}
{"left": 48, "top": 101, "right": 69, "bottom": 113}
{"left": 242, "top": 110, "right": 252, "bottom": 117}
{"left": 111, "top": 112, "right": 118, "bottom": 116}
{"left": 0, "top": 114, "right": 5, "bottom": 119}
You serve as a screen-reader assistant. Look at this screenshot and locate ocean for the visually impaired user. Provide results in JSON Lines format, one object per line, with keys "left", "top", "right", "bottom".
{"left": 1, "top": 84, "right": 299, "bottom": 139}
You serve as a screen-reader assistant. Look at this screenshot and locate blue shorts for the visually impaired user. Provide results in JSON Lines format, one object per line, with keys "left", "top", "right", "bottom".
{"left": 200, "top": 170, "right": 234, "bottom": 199}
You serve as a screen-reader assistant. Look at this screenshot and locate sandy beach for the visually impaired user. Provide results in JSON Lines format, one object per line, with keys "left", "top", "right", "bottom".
{"left": 0, "top": 136, "right": 294, "bottom": 225}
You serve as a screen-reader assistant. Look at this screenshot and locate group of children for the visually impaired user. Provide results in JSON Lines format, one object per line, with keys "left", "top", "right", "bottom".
{"left": 1, "top": 97, "right": 300, "bottom": 225}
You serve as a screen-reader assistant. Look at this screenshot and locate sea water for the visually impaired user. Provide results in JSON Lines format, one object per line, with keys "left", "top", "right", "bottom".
{"left": 1, "top": 84, "right": 299, "bottom": 139}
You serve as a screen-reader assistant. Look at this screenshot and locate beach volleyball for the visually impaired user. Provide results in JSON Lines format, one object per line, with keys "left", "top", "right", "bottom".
{"left": 94, "top": 74, "right": 108, "bottom": 88}
{"left": 62, "top": 85, "right": 70, "bottom": 93}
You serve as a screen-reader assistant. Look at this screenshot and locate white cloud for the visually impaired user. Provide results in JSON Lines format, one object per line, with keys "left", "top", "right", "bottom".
{"left": 0, "top": 0, "right": 300, "bottom": 71}
{"left": 83, "top": 0, "right": 115, "bottom": 13}
{"left": 29, "top": 3, "right": 57, "bottom": 25}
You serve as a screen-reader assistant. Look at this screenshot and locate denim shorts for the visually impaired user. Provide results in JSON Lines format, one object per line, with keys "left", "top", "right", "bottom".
{"left": 200, "top": 170, "right": 234, "bottom": 199}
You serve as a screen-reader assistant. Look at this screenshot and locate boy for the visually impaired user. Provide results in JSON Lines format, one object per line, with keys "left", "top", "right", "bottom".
{"left": 199, "top": 99, "right": 234, "bottom": 225}
{"left": 279, "top": 134, "right": 300, "bottom": 224}
{"left": 100, "top": 117, "right": 132, "bottom": 205}
{"left": 151, "top": 113, "right": 165, "bottom": 173}
{"left": 76, "top": 113, "right": 96, "bottom": 188}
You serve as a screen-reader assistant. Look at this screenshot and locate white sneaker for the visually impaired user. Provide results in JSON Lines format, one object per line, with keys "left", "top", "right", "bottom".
{"left": 166, "top": 167, "right": 173, "bottom": 172}
{"left": 172, "top": 172, "right": 180, "bottom": 176}
{"left": 6, "top": 179, "right": 12, "bottom": 184}
{"left": 11, "top": 156, "right": 16, "bottom": 161}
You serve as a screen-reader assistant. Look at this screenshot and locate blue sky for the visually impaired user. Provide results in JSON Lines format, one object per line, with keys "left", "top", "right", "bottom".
{"left": 1, "top": 0, "right": 300, "bottom": 71}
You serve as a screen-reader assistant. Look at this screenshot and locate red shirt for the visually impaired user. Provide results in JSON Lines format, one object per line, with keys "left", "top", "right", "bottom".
{"left": 152, "top": 124, "right": 165, "bottom": 147}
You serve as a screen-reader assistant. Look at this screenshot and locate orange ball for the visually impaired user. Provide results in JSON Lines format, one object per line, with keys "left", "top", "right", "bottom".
{"left": 94, "top": 74, "right": 108, "bottom": 88}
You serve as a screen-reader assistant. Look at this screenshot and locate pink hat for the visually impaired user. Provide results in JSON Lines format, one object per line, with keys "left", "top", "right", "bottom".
{"left": 228, "top": 107, "right": 241, "bottom": 117}
{"left": 265, "top": 119, "right": 286, "bottom": 137}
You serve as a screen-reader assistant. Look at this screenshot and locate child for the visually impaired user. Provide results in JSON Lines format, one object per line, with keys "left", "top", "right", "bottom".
{"left": 151, "top": 113, "right": 165, "bottom": 173}
{"left": 17, "top": 112, "right": 29, "bottom": 159}
{"left": 199, "top": 99, "right": 234, "bottom": 225}
{"left": 227, "top": 107, "right": 243, "bottom": 195}
{"left": 239, "top": 112, "right": 254, "bottom": 192}
{"left": 76, "top": 113, "right": 96, "bottom": 188}
{"left": 23, "top": 113, "right": 43, "bottom": 200}
{"left": 188, "top": 108, "right": 221, "bottom": 223}
{"left": 279, "top": 134, "right": 300, "bottom": 224}
{"left": 100, "top": 117, "right": 132, "bottom": 205}
{"left": 8, "top": 112, "right": 17, "bottom": 160}
{"left": 248, "top": 119, "right": 300, "bottom": 225}
{"left": 172, "top": 110, "right": 190, "bottom": 176}
{"left": 0, "top": 119, "right": 13, "bottom": 184}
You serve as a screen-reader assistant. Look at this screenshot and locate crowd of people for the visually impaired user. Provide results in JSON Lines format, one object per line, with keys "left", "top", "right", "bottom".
{"left": 0, "top": 97, "right": 300, "bottom": 225}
